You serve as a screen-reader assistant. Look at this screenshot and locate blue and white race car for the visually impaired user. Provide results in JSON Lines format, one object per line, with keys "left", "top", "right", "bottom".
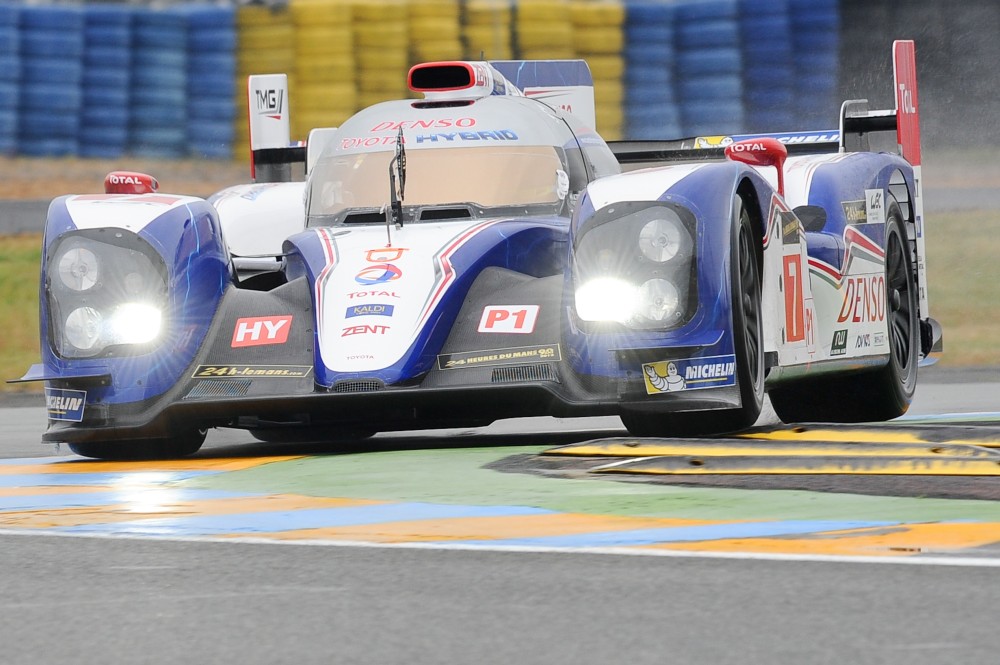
{"left": 18, "top": 40, "right": 941, "bottom": 459}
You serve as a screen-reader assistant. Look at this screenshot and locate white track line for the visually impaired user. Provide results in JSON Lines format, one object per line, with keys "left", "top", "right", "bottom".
{"left": 1, "top": 527, "right": 999, "bottom": 568}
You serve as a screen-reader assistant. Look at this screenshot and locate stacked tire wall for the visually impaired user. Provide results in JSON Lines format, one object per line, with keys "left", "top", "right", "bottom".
{"left": 0, "top": 0, "right": 850, "bottom": 159}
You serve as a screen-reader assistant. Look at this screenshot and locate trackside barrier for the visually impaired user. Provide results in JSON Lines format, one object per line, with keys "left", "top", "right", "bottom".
{"left": 0, "top": 0, "right": 840, "bottom": 157}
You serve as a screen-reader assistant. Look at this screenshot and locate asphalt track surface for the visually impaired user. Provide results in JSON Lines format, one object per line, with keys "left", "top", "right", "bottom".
{"left": 2, "top": 369, "right": 1000, "bottom": 664}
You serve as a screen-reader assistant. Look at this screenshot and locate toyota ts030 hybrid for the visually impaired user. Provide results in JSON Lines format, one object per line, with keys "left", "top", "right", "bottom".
{"left": 16, "top": 40, "right": 941, "bottom": 459}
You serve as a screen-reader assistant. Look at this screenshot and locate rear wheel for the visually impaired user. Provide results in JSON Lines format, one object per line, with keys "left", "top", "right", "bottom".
{"left": 769, "top": 199, "right": 918, "bottom": 423}
{"left": 67, "top": 429, "right": 207, "bottom": 460}
{"left": 621, "top": 195, "right": 764, "bottom": 437}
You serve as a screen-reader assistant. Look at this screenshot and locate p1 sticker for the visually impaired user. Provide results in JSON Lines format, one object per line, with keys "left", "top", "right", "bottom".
{"left": 642, "top": 355, "right": 736, "bottom": 395}
{"left": 478, "top": 305, "right": 539, "bottom": 333}
{"left": 45, "top": 387, "right": 86, "bottom": 422}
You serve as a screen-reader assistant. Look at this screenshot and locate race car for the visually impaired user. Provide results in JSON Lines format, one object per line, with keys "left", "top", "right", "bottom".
{"left": 16, "top": 40, "right": 941, "bottom": 459}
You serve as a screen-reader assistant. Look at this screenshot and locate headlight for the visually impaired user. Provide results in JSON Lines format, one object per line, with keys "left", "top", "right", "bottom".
{"left": 573, "top": 201, "right": 697, "bottom": 330}
{"left": 57, "top": 246, "right": 100, "bottom": 291}
{"left": 47, "top": 231, "right": 168, "bottom": 358}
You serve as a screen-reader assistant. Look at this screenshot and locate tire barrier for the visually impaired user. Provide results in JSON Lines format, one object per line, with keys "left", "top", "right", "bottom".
{"left": 624, "top": 1, "right": 679, "bottom": 140}
{"left": 790, "top": 0, "right": 839, "bottom": 128}
{"left": 185, "top": 5, "right": 236, "bottom": 159}
{"left": 130, "top": 8, "right": 188, "bottom": 158}
{"left": 289, "top": 0, "right": 355, "bottom": 142}
{"left": 2, "top": 0, "right": 840, "bottom": 154}
{"left": 0, "top": 3, "right": 18, "bottom": 154}
{"left": 18, "top": 5, "right": 84, "bottom": 156}
{"left": 80, "top": 5, "right": 132, "bottom": 159}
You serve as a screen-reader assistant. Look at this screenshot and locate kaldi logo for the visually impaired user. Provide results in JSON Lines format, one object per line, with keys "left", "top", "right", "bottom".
{"left": 478, "top": 305, "right": 539, "bottom": 334}
{"left": 255, "top": 89, "right": 284, "bottom": 119}
{"left": 231, "top": 316, "right": 292, "bottom": 347}
{"left": 837, "top": 275, "right": 886, "bottom": 323}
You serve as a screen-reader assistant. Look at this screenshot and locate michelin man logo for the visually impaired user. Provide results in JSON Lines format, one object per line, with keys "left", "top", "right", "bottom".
{"left": 643, "top": 362, "right": 686, "bottom": 393}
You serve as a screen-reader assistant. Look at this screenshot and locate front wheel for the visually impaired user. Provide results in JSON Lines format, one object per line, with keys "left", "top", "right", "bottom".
{"left": 769, "top": 200, "right": 918, "bottom": 423}
{"left": 621, "top": 195, "right": 764, "bottom": 437}
{"left": 67, "top": 429, "right": 207, "bottom": 460}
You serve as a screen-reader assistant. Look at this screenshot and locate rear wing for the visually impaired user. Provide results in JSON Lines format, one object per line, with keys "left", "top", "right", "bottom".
{"left": 609, "top": 40, "right": 921, "bottom": 169}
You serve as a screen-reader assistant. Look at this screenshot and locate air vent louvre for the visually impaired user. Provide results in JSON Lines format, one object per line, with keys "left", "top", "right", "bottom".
{"left": 491, "top": 364, "right": 557, "bottom": 384}
{"left": 333, "top": 379, "right": 385, "bottom": 393}
{"left": 185, "top": 380, "right": 252, "bottom": 399}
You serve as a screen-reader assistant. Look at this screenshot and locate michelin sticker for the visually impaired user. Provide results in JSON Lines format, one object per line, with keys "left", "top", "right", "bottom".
{"left": 642, "top": 355, "right": 737, "bottom": 395}
{"left": 45, "top": 387, "right": 86, "bottom": 422}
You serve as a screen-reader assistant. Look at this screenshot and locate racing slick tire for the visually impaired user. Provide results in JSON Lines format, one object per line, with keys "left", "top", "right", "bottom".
{"left": 621, "top": 194, "right": 765, "bottom": 437}
{"left": 67, "top": 429, "right": 207, "bottom": 460}
{"left": 769, "top": 199, "right": 918, "bottom": 423}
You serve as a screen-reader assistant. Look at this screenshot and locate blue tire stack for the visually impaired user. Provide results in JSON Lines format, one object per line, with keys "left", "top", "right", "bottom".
{"left": 184, "top": 4, "right": 236, "bottom": 159}
{"left": 623, "top": 1, "right": 680, "bottom": 140}
{"left": 18, "top": 5, "right": 84, "bottom": 156}
{"left": 0, "top": 3, "right": 19, "bottom": 154}
{"left": 740, "top": 0, "right": 793, "bottom": 133}
{"left": 675, "top": 0, "right": 743, "bottom": 137}
{"left": 130, "top": 8, "right": 188, "bottom": 158}
{"left": 790, "top": 0, "right": 839, "bottom": 128}
{"left": 80, "top": 5, "right": 132, "bottom": 159}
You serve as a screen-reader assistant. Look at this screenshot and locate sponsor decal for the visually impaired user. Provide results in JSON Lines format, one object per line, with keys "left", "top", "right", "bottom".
{"left": 370, "top": 118, "right": 476, "bottom": 132}
{"left": 193, "top": 365, "right": 312, "bottom": 378}
{"left": 694, "top": 135, "right": 734, "bottom": 148}
{"left": 354, "top": 263, "right": 402, "bottom": 285}
{"left": 107, "top": 174, "right": 147, "bottom": 187}
{"left": 874, "top": 332, "right": 887, "bottom": 347}
{"left": 865, "top": 189, "right": 886, "bottom": 225}
{"left": 642, "top": 355, "right": 736, "bottom": 395}
{"left": 414, "top": 130, "right": 519, "bottom": 143}
{"left": 837, "top": 275, "right": 886, "bottom": 323}
{"left": 855, "top": 334, "right": 872, "bottom": 349}
{"left": 831, "top": 329, "right": 848, "bottom": 356}
{"left": 347, "top": 290, "right": 400, "bottom": 300}
{"left": 341, "top": 136, "right": 400, "bottom": 150}
{"left": 478, "top": 305, "right": 539, "bottom": 334}
{"left": 254, "top": 88, "right": 284, "bottom": 120}
{"left": 45, "top": 387, "right": 86, "bottom": 422}
{"left": 780, "top": 210, "right": 800, "bottom": 245}
{"left": 346, "top": 303, "right": 394, "bottom": 318}
{"left": 231, "top": 315, "right": 292, "bottom": 347}
{"left": 842, "top": 200, "right": 867, "bottom": 224}
{"left": 342, "top": 324, "right": 390, "bottom": 337}
{"left": 354, "top": 247, "right": 407, "bottom": 285}
{"left": 437, "top": 344, "right": 560, "bottom": 370}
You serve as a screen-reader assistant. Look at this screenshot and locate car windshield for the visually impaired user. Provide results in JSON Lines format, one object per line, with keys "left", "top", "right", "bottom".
{"left": 306, "top": 145, "right": 568, "bottom": 224}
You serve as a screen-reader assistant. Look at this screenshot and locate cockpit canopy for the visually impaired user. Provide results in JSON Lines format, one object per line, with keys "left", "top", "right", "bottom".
{"left": 304, "top": 95, "right": 619, "bottom": 226}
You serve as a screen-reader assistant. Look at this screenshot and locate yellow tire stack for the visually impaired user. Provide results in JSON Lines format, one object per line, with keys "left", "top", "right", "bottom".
{"left": 234, "top": 4, "right": 296, "bottom": 158}
{"left": 410, "top": 0, "right": 463, "bottom": 65}
{"left": 289, "top": 0, "right": 357, "bottom": 140}
{"left": 352, "top": 0, "right": 410, "bottom": 108}
{"left": 462, "top": 0, "right": 513, "bottom": 60}
{"left": 514, "top": 0, "right": 574, "bottom": 60}
{"left": 571, "top": 0, "right": 624, "bottom": 139}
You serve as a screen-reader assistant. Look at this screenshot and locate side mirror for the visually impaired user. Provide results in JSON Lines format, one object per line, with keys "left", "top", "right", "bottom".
{"left": 724, "top": 138, "right": 788, "bottom": 197}
{"left": 104, "top": 171, "right": 159, "bottom": 195}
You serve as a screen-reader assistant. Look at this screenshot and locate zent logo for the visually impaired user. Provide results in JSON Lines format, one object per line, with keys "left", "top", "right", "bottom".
{"left": 478, "top": 306, "right": 539, "bottom": 334}
{"left": 232, "top": 316, "right": 292, "bottom": 347}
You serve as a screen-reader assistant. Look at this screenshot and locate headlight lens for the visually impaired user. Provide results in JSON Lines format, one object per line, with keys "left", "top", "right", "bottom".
{"left": 48, "top": 231, "right": 168, "bottom": 358}
{"left": 57, "top": 246, "right": 100, "bottom": 291}
{"left": 573, "top": 202, "right": 697, "bottom": 330}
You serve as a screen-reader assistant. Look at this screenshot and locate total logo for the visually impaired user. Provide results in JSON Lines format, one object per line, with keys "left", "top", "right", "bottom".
{"left": 354, "top": 247, "right": 407, "bottom": 285}
{"left": 231, "top": 315, "right": 292, "bottom": 347}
